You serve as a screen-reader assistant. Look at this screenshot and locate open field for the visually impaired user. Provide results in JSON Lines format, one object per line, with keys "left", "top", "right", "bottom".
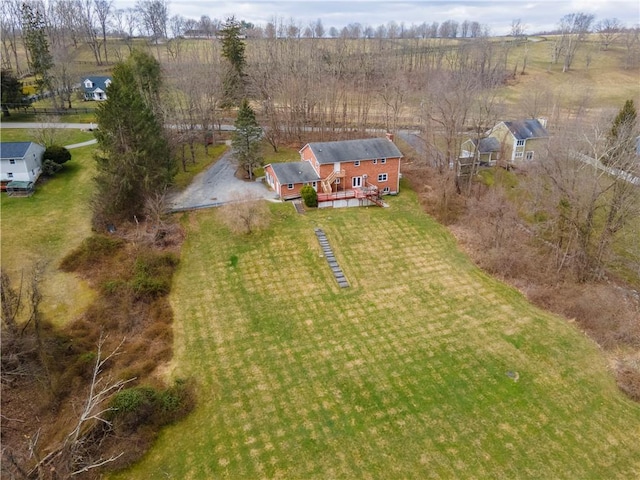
{"left": 114, "top": 188, "right": 640, "bottom": 479}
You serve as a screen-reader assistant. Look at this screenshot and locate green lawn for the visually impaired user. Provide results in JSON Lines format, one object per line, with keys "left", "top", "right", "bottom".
{"left": 0, "top": 141, "right": 96, "bottom": 324}
{"left": 115, "top": 188, "right": 640, "bottom": 479}
{"left": 0, "top": 127, "right": 95, "bottom": 146}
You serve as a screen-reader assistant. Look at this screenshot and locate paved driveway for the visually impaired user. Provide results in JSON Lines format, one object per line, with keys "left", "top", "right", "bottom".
{"left": 168, "top": 148, "right": 279, "bottom": 211}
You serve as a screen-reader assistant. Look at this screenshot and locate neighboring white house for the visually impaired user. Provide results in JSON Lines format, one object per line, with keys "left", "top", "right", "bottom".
{"left": 82, "top": 76, "right": 112, "bottom": 101}
{"left": 1, "top": 141, "right": 45, "bottom": 187}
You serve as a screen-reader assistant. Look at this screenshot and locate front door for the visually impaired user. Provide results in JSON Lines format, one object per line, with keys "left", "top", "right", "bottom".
{"left": 352, "top": 176, "right": 362, "bottom": 188}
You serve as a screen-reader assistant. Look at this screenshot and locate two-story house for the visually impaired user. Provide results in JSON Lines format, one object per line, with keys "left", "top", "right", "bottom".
{"left": 82, "top": 76, "right": 112, "bottom": 101}
{"left": 265, "top": 136, "right": 403, "bottom": 208}
{"left": 460, "top": 119, "right": 549, "bottom": 167}
{"left": 1, "top": 141, "right": 45, "bottom": 194}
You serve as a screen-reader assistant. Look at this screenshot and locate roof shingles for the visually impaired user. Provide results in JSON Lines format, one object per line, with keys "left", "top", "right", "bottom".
{"left": 270, "top": 161, "right": 320, "bottom": 185}
{"left": 306, "top": 138, "right": 402, "bottom": 164}
{"left": 1, "top": 142, "right": 35, "bottom": 159}
{"left": 504, "top": 119, "right": 549, "bottom": 140}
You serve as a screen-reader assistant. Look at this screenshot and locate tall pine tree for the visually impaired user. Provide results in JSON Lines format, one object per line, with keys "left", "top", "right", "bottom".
{"left": 606, "top": 99, "right": 637, "bottom": 165}
{"left": 93, "top": 50, "right": 175, "bottom": 228}
{"left": 1, "top": 70, "right": 25, "bottom": 117}
{"left": 21, "top": 3, "right": 54, "bottom": 96}
{"left": 220, "top": 16, "right": 247, "bottom": 108}
{"left": 232, "top": 99, "right": 263, "bottom": 181}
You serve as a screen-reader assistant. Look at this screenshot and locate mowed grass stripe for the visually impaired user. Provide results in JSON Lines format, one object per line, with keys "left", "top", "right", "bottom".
{"left": 117, "top": 192, "right": 640, "bottom": 479}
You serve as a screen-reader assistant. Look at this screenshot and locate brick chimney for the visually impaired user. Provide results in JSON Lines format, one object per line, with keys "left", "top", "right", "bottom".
{"left": 385, "top": 132, "right": 394, "bottom": 142}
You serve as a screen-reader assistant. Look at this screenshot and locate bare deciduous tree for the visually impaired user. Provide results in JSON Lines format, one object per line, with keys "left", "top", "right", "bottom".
{"left": 218, "top": 193, "right": 270, "bottom": 235}
{"left": 526, "top": 114, "right": 640, "bottom": 281}
{"left": 595, "top": 18, "right": 623, "bottom": 51}
{"left": 26, "top": 334, "right": 133, "bottom": 477}
{"left": 558, "top": 12, "right": 595, "bottom": 72}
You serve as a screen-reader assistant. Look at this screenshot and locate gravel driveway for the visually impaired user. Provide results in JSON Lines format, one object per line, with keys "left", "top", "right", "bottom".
{"left": 168, "top": 148, "right": 280, "bottom": 211}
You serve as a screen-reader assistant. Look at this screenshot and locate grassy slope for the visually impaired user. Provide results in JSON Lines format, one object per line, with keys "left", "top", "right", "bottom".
{"left": 0, "top": 133, "right": 96, "bottom": 324}
{"left": 116, "top": 188, "right": 640, "bottom": 479}
{"left": 500, "top": 37, "right": 640, "bottom": 110}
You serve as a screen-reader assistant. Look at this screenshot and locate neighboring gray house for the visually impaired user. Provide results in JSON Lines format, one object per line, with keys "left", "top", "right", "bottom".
{"left": 1, "top": 141, "right": 45, "bottom": 186}
{"left": 489, "top": 118, "right": 550, "bottom": 164}
{"left": 459, "top": 118, "right": 550, "bottom": 167}
{"left": 82, "top": 76, "right": 112, "bottom": 101}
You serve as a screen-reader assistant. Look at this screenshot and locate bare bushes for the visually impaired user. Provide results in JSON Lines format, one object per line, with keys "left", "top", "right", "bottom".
{"left": 1, "top": 218, "right": 191, "bottom": 479}
{"left": 218, "top": 192, "right": 270, "bottom": 234}
{"left": 615, "top": 359, "right": 640, "bottom": 402}
{"left": 528, "top": 284, "right": 640, "bottom": 348}
{"left": 402, "top": 164, "right": 466, "bottom": 224}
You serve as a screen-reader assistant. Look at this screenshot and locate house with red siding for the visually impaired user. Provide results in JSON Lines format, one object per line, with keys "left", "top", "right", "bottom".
{"left": 265, "top": 135, "right": 402, "bottom": 208}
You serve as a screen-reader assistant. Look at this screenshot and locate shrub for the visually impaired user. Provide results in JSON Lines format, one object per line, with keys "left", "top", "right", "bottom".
{"left": 130, "top": 252, "right": 179, "bottom": 300}
{"left": 43, "top": 145, "right": 71, "bottom": 165}
{"left": 41, "top": 159, "right": 63, "bottom": 177}
{"left": 110, "top": 379, "right": 195, "bottom": 433}
{"left": 60, "top": 234, "right": 124, "bottom": 272}
{"left": 300, "top": 184, "right": 317, "bottom": 207}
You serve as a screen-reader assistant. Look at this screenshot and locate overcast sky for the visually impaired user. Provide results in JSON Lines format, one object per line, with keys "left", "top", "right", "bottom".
{"left": 120, "top": 0, "right": 640, "bottom": 36}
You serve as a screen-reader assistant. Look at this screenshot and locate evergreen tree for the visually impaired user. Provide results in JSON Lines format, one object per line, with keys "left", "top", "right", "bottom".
{"left": 606, "top": 99, "right": 637, "bottom": 165}
{"left": 232, "top": 99, "right": 263, "bottom": 181}
{"left": 21, "top": 3, "right": 54, "bottom": 96}
{"left": 93, "top": 51, "right": 175, "bottom": 228}
{"left": 1, "top": 69, "right": 25, "bottom": 117}
{"left": 220, "top": 16, "right": 246, "bottom": 107}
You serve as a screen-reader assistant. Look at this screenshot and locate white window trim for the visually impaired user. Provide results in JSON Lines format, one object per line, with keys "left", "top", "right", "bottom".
{"left": 354, "top": 160, "right": 360, "bottom": 167}
{"left": 7, "top": 172, "right": 14, "bottom": 178}
{"left": 335, "top": 178, "right": 340, "bottom": 184}
{"left": 515, "top": 151, "right": 524, "bottom": 158}
{"left": 378, "top": 173, "right": 388, "bottom": 182}
{"left": 381, "top": 158, "right": 387, "bottom": 164}
{"left": 9, "top": 159, "right": 16, "bottom": 164}
{"left": 287, "top": 183, "right": 294, "bottom": 189}
{"left": 516, "top": 139, "right": 525, "bottom": 146}
{"left": 525, "top": 151, "right": 534, "bottom": 160}
{"left": 382, "top": 186, "right": 390, "bottom": 193}
{"left": 373, "top": 158, "right": 377, "bottom": 164}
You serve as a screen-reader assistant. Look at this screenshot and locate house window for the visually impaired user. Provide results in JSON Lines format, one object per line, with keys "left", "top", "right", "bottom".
{"left": 373, "top": 159, "right": 377, "bottom": 164}
{"left": 335, "top": 178, "right": 340, "bottom": 184}
{"left": 515, "top": 151, "right": 524, "bottom": 158}
{"left": 9, "top": 159, "right": 15, "bottom": 164}
{"left": 7, "top": 173, "right": 13, "bottom": 178}
{"left": 381, "top": 158, "right": 387, "bottom": 164}
{"left": 287, "top": 183, "right": 294, "bottom": 190}
{"left": 354, "top": 160, "right": 360, "bottom": 167}
{"left": 516, "top": 139, "right": 525, "bottom": 146}
{"left": 378, "top": 173, "right": 388, "bottom": 182}
{"left": 382, "top": 187, "right": 390, "bottom": 194}
{"left": 312, "top": 181, "right": 317, "bottom": 188}
{"left": 525, "top": 151, "right": 534, "bottom": 161}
